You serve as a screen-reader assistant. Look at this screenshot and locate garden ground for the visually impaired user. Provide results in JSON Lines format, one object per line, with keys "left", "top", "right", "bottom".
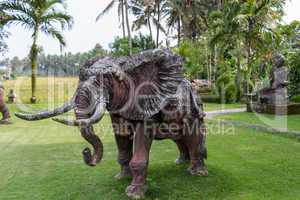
{"left": 0, "top": 77, "right": 299, "bottom": 200}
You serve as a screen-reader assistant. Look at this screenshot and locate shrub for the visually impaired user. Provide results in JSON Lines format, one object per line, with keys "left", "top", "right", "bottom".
{"left": 216, "top": 71, "right": 237, "bottom": 103}
{"left": 110, "top": 33, "right": 155, "bottom": 56}
{"left": 287, "top": 50, "right": 300, "bottom": 96}
{"left": 291, "top": 95, "right": 300, "bottom": 103}
{"left": 201, "top": 94, "right": 220, "bottom": 103}
{"left": 176, "top": 41, "right": 206, "bottom": 80}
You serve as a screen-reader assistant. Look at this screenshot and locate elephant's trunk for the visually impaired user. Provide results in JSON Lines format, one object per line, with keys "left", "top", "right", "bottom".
{"left": 53, "top": 86, "right": 106, "bottom": 166}
{"left": 75, "top": 90, "right": 105, "bottom": 166}
{"left": 80, "top": 126, "right": 103, "bottom": 166}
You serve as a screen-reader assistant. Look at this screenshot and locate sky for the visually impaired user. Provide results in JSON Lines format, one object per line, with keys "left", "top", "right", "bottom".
{"left": 3, "top": 0, "right": 300, "bottom": 59}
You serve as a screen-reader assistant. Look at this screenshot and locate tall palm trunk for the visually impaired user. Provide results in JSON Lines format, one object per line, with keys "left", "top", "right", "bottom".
{"left": 177, "top": 17, "right": 181, "bottom": 47}
{"left": 236, "top": 52, "right": 241, "bottom": 100}
{"left": 30, "top": 30, "right": 39, "bottom": 103}
{"left": 147, "top": 13, "right": 153, "bottom": 40}
{"left": 156, "top": 0, "right": 160, "bottom": 48}
{"left": 245, "top": 19, "right": 253, "bottom": 94}
{"left": 120, "top": 0, "right": 126, "bottom": 38}
{"left": 124, "top": 0, "right": 132, "bottom": 55}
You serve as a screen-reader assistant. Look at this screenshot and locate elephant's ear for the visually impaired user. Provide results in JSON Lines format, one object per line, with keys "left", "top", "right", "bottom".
{"left": 118, "top": 49, "right": 185, "bottom": 120}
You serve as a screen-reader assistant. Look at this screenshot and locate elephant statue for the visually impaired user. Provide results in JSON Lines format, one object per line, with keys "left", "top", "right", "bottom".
{"left": 16, "top": 49, "right": 208, "bottom": 199}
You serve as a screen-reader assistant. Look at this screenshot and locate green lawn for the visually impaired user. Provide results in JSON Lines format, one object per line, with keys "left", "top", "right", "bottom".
{"left": 204, "top": 103, "right": 245, "bottom": 112}
{"left": 0, "top": 77, "right": 299, "bottom": 199}
{"left": 0, "top": 104, "right": 299, "bottom": 199}
{"left": 215, "top": 112, "right": 300, "bottom": 132}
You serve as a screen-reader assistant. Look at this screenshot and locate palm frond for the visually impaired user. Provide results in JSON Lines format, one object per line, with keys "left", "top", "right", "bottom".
{"left": 41, "top": 12, "right": 73, "bottom": 30}
{"left": 0, "top": 14, "right": 35, "bottom": 29}
{"left": 41, "top": 26, "right": 66, "bottom": 46}
{"left": 152, "top": 17, "right": 166, "bottom": 35}
{"left": 96, "top": 0, "right": 116, "bottom": 21}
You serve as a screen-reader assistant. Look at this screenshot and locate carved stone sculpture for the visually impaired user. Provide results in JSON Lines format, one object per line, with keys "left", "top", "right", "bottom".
{"left": 258, "top": 54, "right": 289, "bottom": 105}
{"left": 7, "top": 89, "right": 16, "bottom": 103}
{"left": 247, "top": 54, "right": 300, "bottom": 115}
{"left": 15, "top": 49, "right": 208, "bottom": 199}
{"left": 0, "top": 84, "right": 11, "bottom": 124}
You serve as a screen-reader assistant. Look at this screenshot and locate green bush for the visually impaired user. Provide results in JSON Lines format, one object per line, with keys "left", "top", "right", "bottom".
{"left": 110, "top": 33, "right": 155, "bottom": 56}
{"left": 176, "top": 41, "right": 206, "bottom": 80}
{"left": 201, "top": 94, "right": 220, "bottom": 103}
{"left": 287, "top": 50, "right": 300, "bottom": 96}
{"left": 291, "top": 95, "right": 300, "bottom": 103}
{"left": 225, "top": 82, "right": 237, "bottom": 103}
{"left": 216, "top": 71, "right": 237, "bottom": 103}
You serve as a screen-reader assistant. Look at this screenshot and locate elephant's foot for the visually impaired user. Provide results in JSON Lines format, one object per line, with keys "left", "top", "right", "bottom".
{"left": 115, "top": 166, "right": 132, "bottom": 180}
{"left": 174, "top": 156, "right": 190, "bottom": 165}
{"left": 125, "top": 184, "right": 146, "bottom": 199}
{"left": 188, "top": 161, "right": 208, "bottom": 176}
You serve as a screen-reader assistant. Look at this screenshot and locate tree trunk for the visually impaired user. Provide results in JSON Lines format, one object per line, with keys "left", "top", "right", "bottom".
{"left": 124, "top": 0, "right": 132, "bottom": 55}
{"left": 120, "top": 0, "right": 126, "bottom": 38}
{"left": 30, "top": 31, "right": 38, "bottom": 103}
{"left": 245, "top": 18, "right": 254, "bottom": 94}
{"left": 156, "top": 0, "right": 160, "bottom": 48}
{"left": 147, "top": 14, "right": 153, "bottom": 40}
{"left": 236, "top": 52, "right": 241, "bottom": 100}
{"left": 177, "top": 17, "right": 181, "bottom": 47}
{"left": 213, "top": 45, "right": 218, "bottom": 82}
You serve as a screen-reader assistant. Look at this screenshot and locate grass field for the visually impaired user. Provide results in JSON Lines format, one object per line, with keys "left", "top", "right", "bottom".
{"left": 215, "top": 112, "right": 300, "bottom": 132}
{"left": 0, "top": 77, "right": 299, "bottom": 200}
{"left": 3, "top": 77, "right": 78, "bottom": 104}
{"left": 203, "top": 103, "right": 245, "bottom": 112}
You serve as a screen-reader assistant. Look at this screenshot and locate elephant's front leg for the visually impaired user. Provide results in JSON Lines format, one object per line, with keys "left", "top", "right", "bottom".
{"left": 126, "top": 122, "right": 153, "bottom": 199}
{"left": 114, "top": 134, "right": 133, "bottom": 180}
{"left": 111, "top": 115, "right": 133, "bottom": 180}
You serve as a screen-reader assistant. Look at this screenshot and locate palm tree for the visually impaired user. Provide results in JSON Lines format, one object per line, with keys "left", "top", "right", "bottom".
{"left": 210, "top": 0, "right": 285, "bottom": 96}
{"left": 0, "top": 12, "right": 9, "bottom": 55}
{"left": 97, "top": 0, "right": 132, "bottom": 55}
{"left": 96, "top": 0, "right": 126, "bottom": 38}
{"left": 124, "top": 0, "right": 132, "bottom": 55}
{"left": 131, "top": 0, "right": 155, "bottom": 40}
{"left": 155, "top": 0, "right": 161, "bottom": 47}
{"left": 162, "top": 0, "right": 184, "bottom": 47}
{"left": 1, "top": 0, "right": 73, "bottom": 103}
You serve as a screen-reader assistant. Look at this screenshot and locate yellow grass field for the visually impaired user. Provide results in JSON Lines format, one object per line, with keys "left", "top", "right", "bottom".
{"left": 3, "top": 77, "right": 78, "bottom": 104}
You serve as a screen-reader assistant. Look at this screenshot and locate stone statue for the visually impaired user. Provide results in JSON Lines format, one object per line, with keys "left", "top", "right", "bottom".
{"left": 0, "top": 83, "right": 11, "bottom": 124}
{"left": 247, "top": 54, "right": 300, "bottom": 115}
{"left": 7, "top": 89, "right": 17, "bottom": 103}
{"left": 15, "top": 49, "right": 208, "bottom": 199}
{"left": 258, "top": 54, "right": 288, "bottom": 105}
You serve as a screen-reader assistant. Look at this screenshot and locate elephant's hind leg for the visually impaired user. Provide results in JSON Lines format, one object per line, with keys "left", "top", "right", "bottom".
{"left": 184, "top": 118, "right": 208, "bottom": 176}
{"left": 174, "top": 139, "right": 190, "bottom": 164}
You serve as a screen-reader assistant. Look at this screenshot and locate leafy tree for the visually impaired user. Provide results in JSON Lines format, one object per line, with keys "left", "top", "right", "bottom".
{"left": 1, "top": 0, "right": 73, "bottom": 103}
{"left": 209, "top": 0, "right": 285, "bottom": 97}
{"left": 0, "top": 27, "right": 8, "bottom": 56}
{"left": 131, "top": 0, "right": 155, "bottom": 40}
{"left": 176, "top": 40, "right": 207, "bottom": 80}
{"left": 110, "top": 33, "right": 155, "bottom": 56}
{"left": 0, "top": 12, "right": 8, "bottom": 55}
{"left": 10, "top": 56, "right": 23, "bottom": 75}
{"left": 288, "top": 50, "right": 300, "bottom": 96}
